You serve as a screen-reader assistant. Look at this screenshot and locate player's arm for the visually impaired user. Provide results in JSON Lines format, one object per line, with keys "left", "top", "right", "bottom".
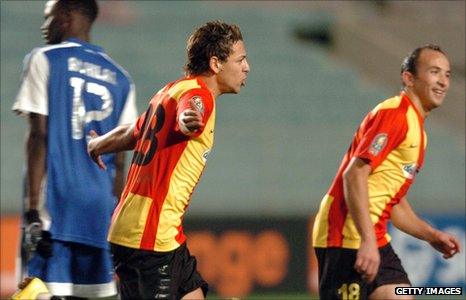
{"left": 176, "top": 90, "right": 212, "bottom": 137}
{"left": 345, "top": 108, "right": 409, "bottom": 282}
{"left": 87, "top": 123, "right": 136, "bottom": 170}
{"left": 27, "top": 113, "right": 47, "bottom": 211}
{"left": 112, "top": 81, "right": 137, "bottom": 197}
{"left": 14, "top": 50, "right": 49, "bottom": 212}
{"left": 23, "top": 113, "right": 53, "bottom": 258}
{"left": 178, "top": 108, "right": 203, "bottom": 136}
{"left": 178, "top": 102, "right": 204, "bottom": 136}
{"left": 343, "top": 157, "right": 380, "bottom": 283}
{"left": 13, "top": 50, "right": 53, "bottom": 259}
{"left": 392, "top": 197, "right": 460, "bottom": 258}
{"left": 113, "top": 152, "right": 126, "bottom": 198}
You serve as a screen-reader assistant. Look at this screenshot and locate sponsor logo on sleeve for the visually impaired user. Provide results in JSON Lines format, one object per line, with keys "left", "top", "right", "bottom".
{"left": 369, "top": 133, "right": 388, "bottom": 156}
{"left": 402, "top": 163, "right": 417, "bottom": 179}
{"left": 191, "top": 96, "right": 204, "bottom": 114}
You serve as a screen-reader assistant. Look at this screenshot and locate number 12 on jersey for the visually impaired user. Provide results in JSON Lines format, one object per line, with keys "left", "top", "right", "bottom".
{"left": 70, "top": 76, "right": 113, "bottom": 140}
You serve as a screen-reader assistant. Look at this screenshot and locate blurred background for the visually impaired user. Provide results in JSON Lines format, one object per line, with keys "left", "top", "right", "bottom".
{"left": 1, "top": 1, "right": 464, "bottom": 298}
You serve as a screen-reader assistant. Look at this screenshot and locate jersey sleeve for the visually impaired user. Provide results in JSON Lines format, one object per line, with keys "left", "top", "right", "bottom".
{"left": 12, "top": 49, "right": 50, "bottom": 116}
{"left": 118, "top": 82, "right": 138, "bottom": 125}
{"left": 175, "top": 88, "right": 213, "bottom": 137}
{"left": 133, "top": 110, "right": 147, "bottom": 140}
{"left": 354, "top": 108, "right": 408, "bottom": 170}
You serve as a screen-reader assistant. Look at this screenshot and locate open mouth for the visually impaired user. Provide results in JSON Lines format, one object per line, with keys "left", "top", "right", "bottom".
{"left": 433, "top": 89, "right": 445, "bottom": 96}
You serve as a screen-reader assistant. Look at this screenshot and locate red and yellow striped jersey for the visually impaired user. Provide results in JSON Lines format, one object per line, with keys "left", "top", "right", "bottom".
{"left": 108, "top": 77, "right": 215, "bottom": 252}
{"left": 313, "top": 93, "right": 426, "bottom": 249}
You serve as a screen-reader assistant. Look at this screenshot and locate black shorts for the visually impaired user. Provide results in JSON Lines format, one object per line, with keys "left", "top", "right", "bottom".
{"left": 315, "top": 243, "right": 410, "bottom": 300}
{"left": 111, "top": 242, "right": 208, "bottom": 300}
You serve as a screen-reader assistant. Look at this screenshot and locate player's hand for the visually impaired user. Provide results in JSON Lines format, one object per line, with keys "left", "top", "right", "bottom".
{"left": 23, "top": 209, "right": 52, "bottom": 258}
{"left": 87, "top": 130, "right": 107, "bottom": 170}
{"left": 354, "top": 238, "right": 380, "bottom": 283}
{"left": 429, "top": 230, "right": 461, "bottom": 259}
{"left": 36, "top": 230, "right": 53, "bottom": 258}
{"left": 24, "top": 209, "right": 43, "bottom": 248}
{"left": 178, "top": 99, "right": 204, "bottom": 136}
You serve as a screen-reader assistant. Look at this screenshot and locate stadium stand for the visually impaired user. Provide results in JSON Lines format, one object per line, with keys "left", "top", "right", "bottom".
{"left": 2, "top": 1, "right": 464, "bottom": 216}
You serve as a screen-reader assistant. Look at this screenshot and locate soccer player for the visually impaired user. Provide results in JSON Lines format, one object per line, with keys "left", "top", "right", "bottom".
{"left": 12, "top": 0, "right": 137, "bottom": 298}
{"left": 87, "top": 20, "right": 250, "bottom": 299}
{"left": 312, "top": 44, "right": 461, "bottom": 300}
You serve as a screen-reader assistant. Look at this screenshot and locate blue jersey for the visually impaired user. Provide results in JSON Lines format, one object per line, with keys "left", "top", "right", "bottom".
{"left": 13, "top": 38, "right": 137, "bottom": 249}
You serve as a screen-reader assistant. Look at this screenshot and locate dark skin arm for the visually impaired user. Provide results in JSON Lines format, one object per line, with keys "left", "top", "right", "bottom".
{"left": 113, "top": 152, "right": 126, "bottom": 198}
{"left": 27, "top": 114, "right": 129, "bottom": 201}
{"left": 87, "top": 124, "right": 136, "bottom": 170}
{"left": 27, "top": 113, "right": 47, "bottom": 210}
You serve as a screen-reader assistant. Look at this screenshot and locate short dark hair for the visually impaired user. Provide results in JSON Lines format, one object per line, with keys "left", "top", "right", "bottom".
{"left": 55, "top": 0, "right": 99, "bottom": 23}
{"left": 401, "top": 44, "right": 445, "bottom": 75}
{"left": 184, "top": 20, "right": 243, "bottom": 76}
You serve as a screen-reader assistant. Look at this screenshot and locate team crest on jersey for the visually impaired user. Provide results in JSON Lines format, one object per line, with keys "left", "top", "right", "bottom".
{"left": 191, "top": 96, "right": 204, "bottom": 114}
{"left": 369, "top": 133, "right": 388, "bottom": 156}
{"left": 402, "top": 163, "right": 417, "bottom": 179}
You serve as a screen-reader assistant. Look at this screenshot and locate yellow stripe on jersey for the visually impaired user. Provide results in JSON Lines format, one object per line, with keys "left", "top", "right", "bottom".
{"left": 340, "top": 194, "right": 389, "bottom": 248}
{"left": 154, "top": 97, "right": 216, "bottom": 251}
{"left": 108, "top": 193, "right": 152, "bottom": 248}
{"left": 312, "top": 194, "right": 333, "bottom": 247}
{"left": 370, "top": 96, "right": 402, "bottom": 113}
{"left": 168, "top": 79, "right": 201, "bottom": 101}
{"left": 342, "top": 214, "right": 359, "bottom": 248}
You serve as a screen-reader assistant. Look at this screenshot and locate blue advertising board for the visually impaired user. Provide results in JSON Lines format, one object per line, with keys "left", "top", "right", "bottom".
{"left": 389, "top": 215, "right": 465, "bottom": 289}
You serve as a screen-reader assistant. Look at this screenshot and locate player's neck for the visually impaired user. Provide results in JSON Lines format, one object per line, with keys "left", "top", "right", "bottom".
{"left": 404, "top": 89, "right": 429, "bottom": 119}
{"left": 67, "top": 14, "right": 92, "bottom": 43}
{"left": 198, "top": 74, "right": 220, "bottom": 99}
{"left": 65, "top": 33, "right": 91, "bottom": 43}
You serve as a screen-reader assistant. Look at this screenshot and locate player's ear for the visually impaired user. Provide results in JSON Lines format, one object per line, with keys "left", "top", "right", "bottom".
{"left": 209, "top": 56, "right": 222, "bottom": 74}
{"left": 402, "top": 71, "right": 415, "bottom": 87}
{"left": 62, "top": 10, "right": 76, "bottom": 31}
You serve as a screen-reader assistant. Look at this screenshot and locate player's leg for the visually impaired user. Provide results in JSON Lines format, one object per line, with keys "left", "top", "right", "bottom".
{"left": 181, "top": 287, "right": 205, "bottom": 300}
{"left": 69, "top": 242, "right": 117, "bottom": 298}
{"left": 111, "top": 243, "right": 142, "bottom": 300}
{"left": 369, "top": 283, "right": 412, "bottom": 300}
{"left": 137, "top": 250, "right": 176, "bottom": 299}
{"left": 125, "top": 242, "right": 208, "bottom": 299}
{"left": 12, "top": 238, "right": 64, "bottom": 300}
{"left": 114, "top": 263, "right": 140, "bottom": 300}
{"left": 113, "top": 243, "right": 188, "bottom": 299}
{"left": 119, "top": 244, "right": 188, "bottom": 299}
{"left": 28, "top": 240, "right": 115, "bottom": 298}
{"left": 177, "top": 243, "right": 208, "bottom": 299}
{"left": 315, "top": 247, "right": 369, "bottom": 300}
{"left": 368, "top": 244, "right": 411, "bottom": 300}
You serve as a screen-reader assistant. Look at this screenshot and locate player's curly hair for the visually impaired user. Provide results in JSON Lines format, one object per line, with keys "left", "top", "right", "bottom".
{"left": 184, "top": 20, "right": 243, "bottom": 76}
{"left": 55, "top": 0, "right": 99, "bottom": 23}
